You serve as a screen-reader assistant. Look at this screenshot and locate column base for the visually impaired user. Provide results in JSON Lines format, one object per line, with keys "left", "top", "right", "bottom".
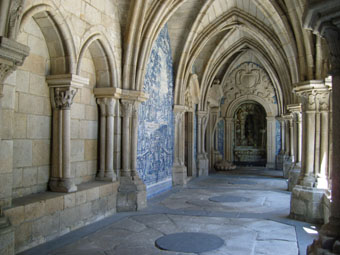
{"left": 116, "top": 176, "right": 147, "bottom": 212}
{"left": 96, "top": 171, "right": 117, "bottom": 182}
{"left": 0, "top": 216, "right": 14, "bottom": 255}
{"left": 49, "top": 178, "right": 77, "bottom": 193}
{"left": 290, "top": 185, "right": 327, "bottom": 224}
{"left": 283, "top": 157, "right": 292, "bottom": 178}
{"left": 307, "top": 217, "right": 340, "bottom": 255}
{"left": 197, "top": 154, "right": 209, "bottom": 176}
{"left": 266, "top": 162, "right": 275, "bottom": 169}
{"left": 172, "top": 163, "right": 187, "bottom": 185}
{"left": 288, "top": 166, "right": 301, "bottom": 191}
{"left": 276, "top": 154, "right": 284, "bottom": 170}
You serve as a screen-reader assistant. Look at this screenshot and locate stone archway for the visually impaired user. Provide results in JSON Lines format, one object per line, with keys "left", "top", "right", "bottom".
{"left": 233, "top": 102, "right": 267, "bottom": 166}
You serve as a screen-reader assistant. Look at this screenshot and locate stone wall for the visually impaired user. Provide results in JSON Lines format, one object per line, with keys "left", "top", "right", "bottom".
{"left": 12, "top": 17, "right": 51, "bottom": 199}
{"left": 71, "top": 49, "right": 98, "bottom": 185}
{"left": 4, "top": 181, "right": 118, "bottom": 253}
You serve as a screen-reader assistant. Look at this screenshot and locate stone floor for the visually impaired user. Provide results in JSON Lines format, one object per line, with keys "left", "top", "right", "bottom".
{"left": 20, "top": 167, "right": 318, "bottom": 255}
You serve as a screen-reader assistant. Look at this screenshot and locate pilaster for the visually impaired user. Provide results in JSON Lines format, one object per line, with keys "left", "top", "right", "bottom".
{"left": 196, "top": 111, "right": 209, "bottom": 176}
{"left": 115, "top": 89, "right": 148, "bottom": 212}
{"left": 290, "top": 80, "right": 331, "bottom": 224}
{"left": 172, "top": 105, "right": 188, "bottom": 185}
{"left": 287, "top": 104, "right": 303, "bottom": 191}
{"left": 47, "top": 74, "right": 88, "bottom": 193}
{"left": 0, "top": 36, "right": 29, "bottom": 255}
{"left": 304, "top": 2, "right": 340, "bottom": 252}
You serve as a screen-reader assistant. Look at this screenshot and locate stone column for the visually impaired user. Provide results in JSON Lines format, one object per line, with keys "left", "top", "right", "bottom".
{"left": 287, "top": 104, "right": 303, "bottom": 191}
{"left": 316, "top": 90, "right": 331, "bottom": 189}
{"left": 0, "top": 36, "right": 29, "bottom": 255}
{"left": 290, "top": 80, "right": 331, "bottom": 223}
{"left": 172, "top": 105, "right": 187, "bottom": 185}
{"left": 196, "top": 111, "right": 209, "bottom": 176}
{"left": 116, "top": 91, "right": 148, "bottom": 212}
{"left": 276, "top": 116, "right": 285, "bottom": 170}
{"left": 266, "top": 116, "right": 276, "bottom": 169}
{"left": 47, "top": 74, "right": 88, "bottom": 193}
{"left": 225, "top": 117, "right": 234, "bottom": 162}
{"left": 283, "top": 114, "right": 293, "bottom": 177}
{"left": 96, "top": 98, "right": 117, "bottom": 181}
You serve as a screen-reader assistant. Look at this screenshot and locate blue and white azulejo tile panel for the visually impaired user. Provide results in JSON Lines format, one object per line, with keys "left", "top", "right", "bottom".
{"left": 137, "top": 24, "right": 174, "bottom": 198}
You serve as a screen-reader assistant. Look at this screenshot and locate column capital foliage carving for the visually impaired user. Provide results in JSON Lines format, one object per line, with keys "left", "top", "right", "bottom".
{"left": 54, "top": 88, "right": 77, "bottom": 110}
{"left": 293, "top": 81, "right": 331, "bottom": 111}
{"left": 97, "top": 98, "right": 116, "bottom": 116}
{"left": 120, "top": 99, "right": 134, "bottom": 118}
{"left": 0, "top": 36, "right": 30, "bottom": 89}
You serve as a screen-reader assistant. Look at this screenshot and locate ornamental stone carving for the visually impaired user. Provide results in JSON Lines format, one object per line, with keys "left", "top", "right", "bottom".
{"left": 223, "top": 62, "right": 276, "bottom": 105}
{"left": 54, "top": 88, "right": 77, "bottom": 110}
{"left": 120, "top": 100, "right": 133, "bottom": 118}
{"left": 8, "top": 0, "right": 24, "bottom": 40}
{"left": 207, "top": 79, "right": 223, "bottom": 107}
{"left": 185, "top": 74, "right": 200, "bottom": 111}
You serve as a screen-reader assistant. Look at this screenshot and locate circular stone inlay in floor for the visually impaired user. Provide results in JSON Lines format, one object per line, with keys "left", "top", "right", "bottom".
{"left": 155, "top": 232, "right": 224, "bottom": 253}
{"left": 209, "top": 195, "right": 249, "bottom": 203}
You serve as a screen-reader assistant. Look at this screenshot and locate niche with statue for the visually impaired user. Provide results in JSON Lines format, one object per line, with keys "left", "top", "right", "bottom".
{"left": 234, "top": 102, "right": 266, "bottom": 166}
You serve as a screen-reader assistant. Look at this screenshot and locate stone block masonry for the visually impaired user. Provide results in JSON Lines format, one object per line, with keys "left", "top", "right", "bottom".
{"left": 4, "top": 181, "right": 118, "bottom": 253}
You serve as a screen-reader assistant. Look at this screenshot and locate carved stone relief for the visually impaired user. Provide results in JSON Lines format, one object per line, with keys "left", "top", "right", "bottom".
{"left": 223, "top": 62, "right": 276, "bottom": 107}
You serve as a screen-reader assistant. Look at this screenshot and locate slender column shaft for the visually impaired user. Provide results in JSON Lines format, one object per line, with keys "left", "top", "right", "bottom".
{"left": 51, "top": 108, "right": 59, "bottom": 179}
{"left": 289, "top": 118, "right": 295, "bottom": 161}
{"left": 121, "top": 100, "right": 132, "bottom": 177}
{"left": 98, "top": 100, "right": 106, "bottom": 178}
{"left": 317, "top": 110, "right": 329, "bottom": 188}
{"left": 105, "top": 99, "right": 115, "bottom": 179}
{"left": 131, "top": 103, "right": 139, "bottom": 177}
{"left": 280, "top": 119, "right": 285, "bottom": 153}
{"left": 300, "top": 110, "right": 316, "bottom": 186}
{"left": 62, "top": 109, "right": 71, "bottom": 179}
{"left": 285, "top": 119, "right": 290, "bottom": 156}
{"left": 58, "top": 109, "right": 63, "bottom": 178}
{"left": 197, "top": 115, "right": 202, "bottom": 154}
{"left": 297, "top": 113, "right": 303, "bottom": 165}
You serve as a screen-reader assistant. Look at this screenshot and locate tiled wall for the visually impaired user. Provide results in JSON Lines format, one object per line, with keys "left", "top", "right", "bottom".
{"left": 137, "top": 25, "right": 174, "bottom": 197}
{"left": 276, "top": 120, "right": 281, "bottom": 155}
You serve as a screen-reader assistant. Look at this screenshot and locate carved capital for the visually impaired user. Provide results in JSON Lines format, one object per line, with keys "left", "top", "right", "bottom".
{"left": 97, "top": 98, "right": 107, "bottom": 116}
{"left": 174, "top": 110, "right": 184, "bottom": 125}
{"left": 54, "top": 88, "right": 77, "bottom": 110}
{"left": 316, "top": 91, "right": 331, "bottom": 111}
{"left": 293, "top": 80, "right": 330, "bottom": 111}
{"left": 0, "top": 62, "right": 15, "bottom": 95}
{"left": 106, "top": 98, "right": 115, "bottom": 117}
{"left": 120, "top": 100, "right": 133, "bottom": 118}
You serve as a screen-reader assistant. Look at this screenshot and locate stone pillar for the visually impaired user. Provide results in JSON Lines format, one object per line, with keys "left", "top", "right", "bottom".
{"left": 303, "top": 4, "right": 340, "bottom": 253}
{"left": 47, "top": 75, "right": 88, "bottom": 193}
{"left": 287, "top": 104, "right": 303, "bottom": 191}
{"left": 225, "top": 117, "right": 234, "bottom": 162}
{"left": 276, "top": 116, "right": 285, "bottom": 170}
{"left": 266, "top": 116, "right": 276, "bottom": 169}
{"left": 208, "top": 107, "right": 219, "bottom": 170}
{"left": 283, "top": 114, "right": 293, "bottom": 177}
{"left": 172, "top": 105, "right": 187, "bottom": 185}
{"left": 0, "top": 36, "right": 28, "bottom": 255}
{"left": 96, "top": 98, "right": 117, "bottom": 181}
{"left": 196, "top": 111, "right": 209, "bottom": 176}
{"left": 116, "top": 90, "right": 148, "bottom": 212}
{"left": 290, "top": 80, "right": 331, "bottom": 223}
